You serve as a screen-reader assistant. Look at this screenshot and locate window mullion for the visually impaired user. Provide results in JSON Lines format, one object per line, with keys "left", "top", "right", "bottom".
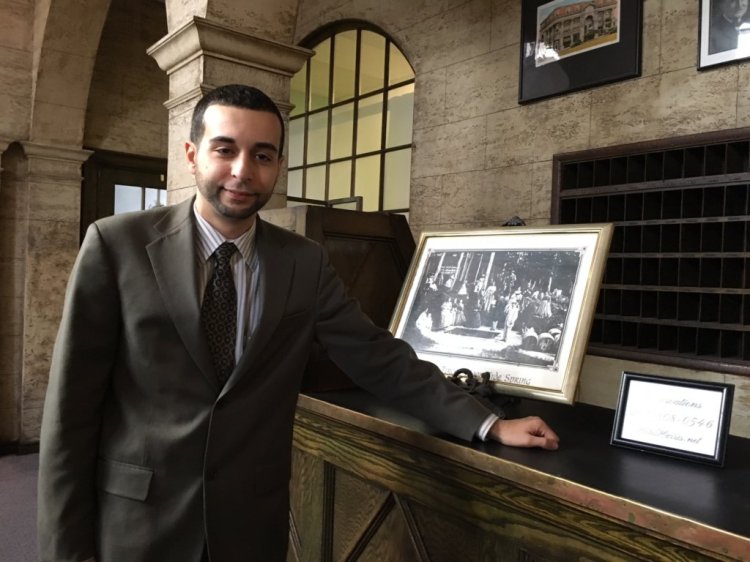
{"left": 295, "top": 25, "right": 413, "bottom": 213}
{"left": 378, "top": 40, "right": 391, "bottom": 212}
{"left": 301, "top": 58, "right": 312, "bottom": 198}
{"left": 324, "top": 34, "right": 336, "bottom": 203}
{"left": 350, "top": 29, "right": 362, "bottom": 200}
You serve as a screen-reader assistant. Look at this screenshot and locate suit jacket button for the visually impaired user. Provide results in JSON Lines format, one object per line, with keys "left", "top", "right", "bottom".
{"left": 206, "top": 468, "right": 218, "bottom": 481}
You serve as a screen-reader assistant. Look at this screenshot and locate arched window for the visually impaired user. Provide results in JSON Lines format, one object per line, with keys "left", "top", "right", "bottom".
{"left": 288, "top": 23, "right": 415, "bottom": 214}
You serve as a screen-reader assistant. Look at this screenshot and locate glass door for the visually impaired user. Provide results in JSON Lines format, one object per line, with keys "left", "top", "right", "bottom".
{"left": 81, "top": 150, "right": 167, "bottom": 242}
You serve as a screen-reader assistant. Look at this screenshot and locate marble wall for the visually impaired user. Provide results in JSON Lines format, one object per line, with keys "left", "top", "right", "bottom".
{"left": 0, "top": 4, "right": 32, "bottom": 142}
{"left": 0, "top": 0, "right": 32, "bottom": 142}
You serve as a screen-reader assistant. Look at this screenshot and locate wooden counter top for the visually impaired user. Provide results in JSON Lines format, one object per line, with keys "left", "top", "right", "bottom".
{"left": 295, "top": 390, "right": 750, "bottom": 561}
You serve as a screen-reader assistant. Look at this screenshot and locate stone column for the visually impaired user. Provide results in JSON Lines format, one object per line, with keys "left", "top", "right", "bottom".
{"left": 147, "top": 17, "right": 312, "bottom": 206}
{"left": 0, "top": 142, "right": 92, "bottom": 445}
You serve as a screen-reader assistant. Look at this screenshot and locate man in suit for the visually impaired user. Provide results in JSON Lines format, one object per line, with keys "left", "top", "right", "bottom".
{"left": 38, "top": 84, "right": 559, "bottom": 562}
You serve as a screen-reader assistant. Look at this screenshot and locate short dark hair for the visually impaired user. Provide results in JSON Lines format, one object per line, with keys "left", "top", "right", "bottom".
{"left": 190, "top": 84, "right": 285, "bottom": 157}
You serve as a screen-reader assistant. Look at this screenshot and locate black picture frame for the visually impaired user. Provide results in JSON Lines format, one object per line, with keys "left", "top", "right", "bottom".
{"left": 519, "top": 0, "right": 643, "bottom": 104}
{"left": 698, "top": 0, "right": 750, "bottom": 70}
{"left": 611, "top": 372, "right": 734, "bottom": 466}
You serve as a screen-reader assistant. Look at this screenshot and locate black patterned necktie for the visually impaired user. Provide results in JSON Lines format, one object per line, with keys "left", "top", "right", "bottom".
{"left": 201, "top": 242, "right": 238, "bottom": 386}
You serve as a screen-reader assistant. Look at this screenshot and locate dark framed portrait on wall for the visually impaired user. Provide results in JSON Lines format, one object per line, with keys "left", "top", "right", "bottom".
{"left": 699, "top": 0, "right": 750, "bottom": 69}
{"left": 519, "top": 0, "right": 643, "bottom": 104}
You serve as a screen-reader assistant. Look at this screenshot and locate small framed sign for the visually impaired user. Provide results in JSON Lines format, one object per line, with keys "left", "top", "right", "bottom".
{"left": 611, "top": 372, "right": 734, "bottom": 466}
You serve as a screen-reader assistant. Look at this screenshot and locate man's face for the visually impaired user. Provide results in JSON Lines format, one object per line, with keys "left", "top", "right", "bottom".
{"left": 185, "top": 104, "right": 283, "bottom": 236}
{"left": 723, "top": 0, "right": 749, "bottom": 20}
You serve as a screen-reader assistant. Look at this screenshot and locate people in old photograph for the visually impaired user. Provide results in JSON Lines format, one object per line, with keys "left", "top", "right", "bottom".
{"left": 405, "top": 250, "right": 580, "bottom": 370}
{"left": 709, "top": 0, "right": 750, "bottom": 54}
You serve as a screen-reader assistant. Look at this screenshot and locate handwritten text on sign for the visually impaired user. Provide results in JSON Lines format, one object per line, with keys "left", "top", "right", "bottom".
{"left": 620, "top": 380, "right": 724, "bottom": 457}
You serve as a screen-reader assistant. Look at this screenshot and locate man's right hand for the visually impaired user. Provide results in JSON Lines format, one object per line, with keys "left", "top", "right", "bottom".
{"left": 489, "top": 416, "right": 560, "bottom": 449}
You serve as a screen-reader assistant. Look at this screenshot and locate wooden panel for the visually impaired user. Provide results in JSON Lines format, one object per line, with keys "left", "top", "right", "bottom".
{"left": 332, "top": 469, "right": 390, "bottom": 560}
{"left": 409, "top": 500, "right": 517, "bottom": 562}
{"left": 261, "top": 205, "right": 416, "bottom": 391}
{"left": 355, "top": 499, "right": 421, "bottom": 562}
{"left": 323, "top": 236, "right": 408, "bottom": 328}
{"left": 289, "top": 447, "right": 325, "bottom": 562}
{"left": 290, "top": 398, "right": 741, "bottom": 562}
{"left": 304, "top": 206, "right": 415, "bottom": 330}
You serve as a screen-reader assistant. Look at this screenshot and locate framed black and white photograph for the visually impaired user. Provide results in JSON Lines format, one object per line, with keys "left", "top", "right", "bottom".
{"left": 519, "top": 0, "right": 643, "bottom": 103}
{"left": 699, "top": 0, "right": 750, "bottom": 69}
{"left": 611, "top": 372, "right": 734, "bottom": 466}
{"left": 389, "top": 224, "right": 612, "bottom": 404}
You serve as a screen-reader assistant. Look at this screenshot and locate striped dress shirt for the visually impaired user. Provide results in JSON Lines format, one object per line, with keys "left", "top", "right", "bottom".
{"left": 193, "top": 205, "right": 261, "bottom": 363}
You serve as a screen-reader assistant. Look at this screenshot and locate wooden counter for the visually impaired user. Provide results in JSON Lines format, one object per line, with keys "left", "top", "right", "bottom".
{"left": 288, "top": 390, "right": 750, "bottom": 562}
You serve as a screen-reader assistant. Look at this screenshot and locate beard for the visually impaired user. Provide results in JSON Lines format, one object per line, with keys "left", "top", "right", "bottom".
{"left": 195, "top": 169, "right": 273, "bottom": 221}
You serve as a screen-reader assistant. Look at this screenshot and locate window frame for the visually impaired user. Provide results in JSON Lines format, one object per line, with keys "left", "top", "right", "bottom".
{"left": 290, "top": 20, "right": 415, "bottom": 214}
{"left": 81, "top": 149, "right": 167, "bottom": 243}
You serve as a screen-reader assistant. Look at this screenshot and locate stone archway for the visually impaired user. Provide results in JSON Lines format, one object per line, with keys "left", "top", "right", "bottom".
{"left": 0, "top": 0, "right": 314, "bottom": 446}
{"left": 0, "top": 0, "right": 312, "bottom": 446}
{"left": 0, "top": 0, "right": 112, "bottom": 445}
{"left": 30, "top": 0, "right": 112, "bottom": 146}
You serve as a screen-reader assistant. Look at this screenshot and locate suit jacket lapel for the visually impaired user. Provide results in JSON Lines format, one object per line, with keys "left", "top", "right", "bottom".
{"left": 147, "top": 198, "right": 218, "bottom": 391}
{"left": 224, "top": 218, "right": 294, "bottom": 393}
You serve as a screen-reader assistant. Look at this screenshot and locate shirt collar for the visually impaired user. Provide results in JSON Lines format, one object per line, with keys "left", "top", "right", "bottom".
{"left": 192, "top": 202, "right": 256, "bottom": 265}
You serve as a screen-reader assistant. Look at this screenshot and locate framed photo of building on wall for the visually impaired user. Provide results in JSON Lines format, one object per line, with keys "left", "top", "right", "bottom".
{"left": 519, "top": 0, "right": 643, "bottom": 103}
{"left": 699, "top": 0, "right": 750, "bottom": 69}
{"left": 389, "top": 224, "right": 613, "bottom": 404}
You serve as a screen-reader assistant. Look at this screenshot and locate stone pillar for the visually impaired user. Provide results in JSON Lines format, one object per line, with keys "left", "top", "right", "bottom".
{"left": 0, "top": 142, "right": 92, "bottom": 444}
{"left": 147, "top": 17, "right": 312, "bottom": 206}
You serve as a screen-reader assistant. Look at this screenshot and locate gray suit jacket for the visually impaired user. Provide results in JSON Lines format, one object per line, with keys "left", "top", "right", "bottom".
{"left": 37, "top": 198, "right": 492, "bottom": 562}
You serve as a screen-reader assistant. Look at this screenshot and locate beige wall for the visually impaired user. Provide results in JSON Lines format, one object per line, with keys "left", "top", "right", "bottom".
{"left": 0, "top": 0, "right": 33, "bottom": 141}
{"left": 84, "top": 0, "right": 168, "bottom": 157}
{"left": 297, "top": 0, "right": 747, "bottom": 231}
{"left": 294, "top": 0, "right": 750, "bottom": 437}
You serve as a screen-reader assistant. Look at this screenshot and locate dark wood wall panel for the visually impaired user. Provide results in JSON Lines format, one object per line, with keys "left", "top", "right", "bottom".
{"left": 289, "top": 447, "right": 326, "bottom": 561}
{"left": 332, "top": 469, "right": 390, "bottom": 560}
{"left": 355, "top": 501, "right": 421, "bottom": 562}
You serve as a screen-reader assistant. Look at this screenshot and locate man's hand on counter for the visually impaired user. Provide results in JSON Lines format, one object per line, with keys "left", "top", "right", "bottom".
{"left": 489, "top": 417, "right": 560, "bottom": 450}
